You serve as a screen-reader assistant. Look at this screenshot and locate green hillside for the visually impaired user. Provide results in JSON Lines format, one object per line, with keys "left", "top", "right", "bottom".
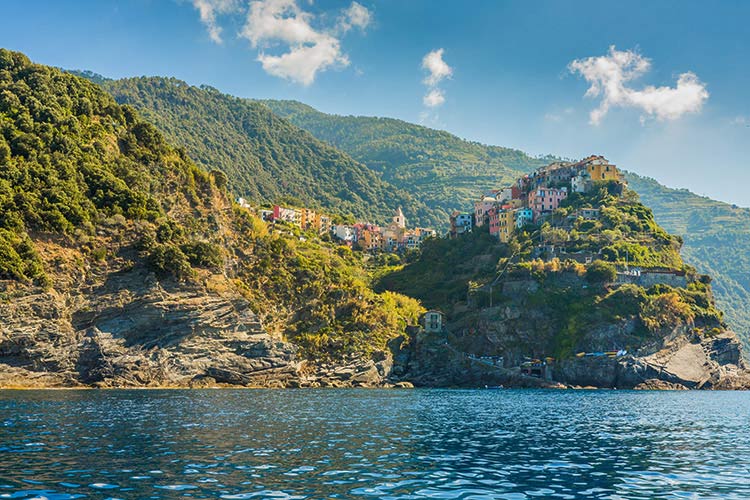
{"left": 97, "top": 77, "right": 428, "bottom": 226}
{"left": 625, "top": 173, "right": 750, "bottom": 350}
{"left": 61, "top": 75, "right": 749, "bottom": 349}
{"left": 263, "top": 100, "right": 550, "bottom": 226}
{"left": 378, "top": 181, "right": 725, "bottom": 361}
{"left": 0, "top": 49, "right": 423, "bottom": 362}
{"left": 260, "top": 101, "right": 750, "bottom": 349}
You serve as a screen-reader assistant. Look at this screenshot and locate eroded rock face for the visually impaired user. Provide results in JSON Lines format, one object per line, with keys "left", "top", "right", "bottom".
{"left": 0, "top": 273, "right": 303, "bottom": 388}
{"left": 554, "top": 331, "right": 746, "bottom": 389}
{"left": 388, "top": 275, "right": 750, "bottom": 390}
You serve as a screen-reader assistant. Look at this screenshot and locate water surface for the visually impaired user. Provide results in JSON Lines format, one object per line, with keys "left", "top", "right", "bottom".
{"left": 1, "top": 389, "right": 749, "bottom": 499}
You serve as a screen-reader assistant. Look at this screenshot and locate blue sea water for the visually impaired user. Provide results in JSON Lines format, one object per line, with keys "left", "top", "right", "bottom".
{"left": 0, "top": 390, "right": 749, "bottom": 499}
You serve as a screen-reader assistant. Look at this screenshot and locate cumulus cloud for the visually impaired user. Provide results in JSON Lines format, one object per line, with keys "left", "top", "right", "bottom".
{"left": 423, "top": 89, "right": 445, "bottom": 108}
{"left": 569, "top": 46, "right": 709, "bottom": 125}
{"left": 337, "top": 2, "right": 371, "bottom": 33}
{"left": 422, "top": 48, "right": 453, "bottom": 87}
{"left": 238, "top": 0, "right": 369, "bottom": 85}
{"left": 421, "top": 48, "right": 452, "bottom": 109}
{"left": 192, "top": 0, "right": 240, "bottom": 44}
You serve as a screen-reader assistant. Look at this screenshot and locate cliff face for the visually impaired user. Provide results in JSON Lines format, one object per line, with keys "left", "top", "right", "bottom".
{"left": 0, "top": 244, "right": 300, "bottom": 388}
{"left": 387, "top": 272, "right": 749, "bottom": 389}
{"left": 0, "top": 265, "right": 396, "bottom": 389}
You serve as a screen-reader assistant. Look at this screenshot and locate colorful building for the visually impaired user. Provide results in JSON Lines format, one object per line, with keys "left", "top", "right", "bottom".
{"left": 449, "top": 211, "right": 473, "bottom": 237}
{"left": 272, "top": 205, "right": 301, "bottom": 225}
{"left": 527, "top": 187, "right": 568, "bottom": 221}
{"left": 474, "top": 196, "right": 499, "bottom": 227}
{"left": 514, "top": 207, "right": 534, "bottom": 228}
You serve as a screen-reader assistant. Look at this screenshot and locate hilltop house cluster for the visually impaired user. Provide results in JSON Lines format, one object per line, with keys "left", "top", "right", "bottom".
{"left": 450, "top": 155, "right": 625, "bottom": 242}
{"left": 331, "top": 208, "right": 437, "bottom": 253}
{"left": 238, "top": 198, "right": 436, "bottom": 253}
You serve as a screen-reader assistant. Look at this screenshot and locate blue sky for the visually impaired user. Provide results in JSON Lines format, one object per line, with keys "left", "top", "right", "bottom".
{"left": 2, "top": 0, "right": 749, "bottom": 205}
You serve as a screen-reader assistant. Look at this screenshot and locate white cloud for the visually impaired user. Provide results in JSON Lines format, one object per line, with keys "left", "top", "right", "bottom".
{"left": 239, "top": 0, "right": 368, "bottom": 85}
{"left": 730, "top": 116, "right": 749, "bottom": 126}
{"left": 337, "top": 2, "right": 371, "bottom": 33}
{"left": 422, "top": 48, "right": 453, "bottom": 86}
{"left": 421, "top": 48, "right": 452, "bottom": 110}
{"left": 569, "top": 46, "right": 709, "bottom": 125}
{"left": 423, "top": 88, "right": 445, "bottom": 108}
{"left": 192, "top": 0, "right": 240, "bottom": 44}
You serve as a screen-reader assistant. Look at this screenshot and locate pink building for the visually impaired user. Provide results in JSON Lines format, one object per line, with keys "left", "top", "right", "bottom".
{"left": 527, "top": 187, "right": 568, "bottom": 221}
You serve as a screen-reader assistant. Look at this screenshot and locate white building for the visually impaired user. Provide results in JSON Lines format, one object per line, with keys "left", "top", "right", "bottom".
{"left": 332, "top": 225, "right": 356, "bottom": 244}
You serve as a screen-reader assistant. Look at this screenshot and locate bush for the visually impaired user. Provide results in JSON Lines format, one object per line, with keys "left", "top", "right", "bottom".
{"left": 146, "top": 244, "right": 193, "bottom": 280}
{"left": 180, "top": 241, "right": 223, "bottom": 270}
{"left": 585, "top": 260, "right": 616, "bottom": 284}
{"left": 0, "top": 229, "right": 47, "bottom": 284}
{"left": 640, "top": 292, "right": 695, "bottom": 332}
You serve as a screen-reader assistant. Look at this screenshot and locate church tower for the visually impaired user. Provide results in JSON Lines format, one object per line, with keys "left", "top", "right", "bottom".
{"left": 393, "top": 207, "right": 406, "bottom": 229}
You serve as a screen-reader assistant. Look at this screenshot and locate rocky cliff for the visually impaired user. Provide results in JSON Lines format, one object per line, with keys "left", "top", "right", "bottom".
{"left": 386, "top": 271, "right": 750, "bottom": 389}
{"left": 0, "top": 49, "right": 420, "bottom": 388}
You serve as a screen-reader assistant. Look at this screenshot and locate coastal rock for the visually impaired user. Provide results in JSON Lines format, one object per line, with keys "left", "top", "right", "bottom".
{"left": 0, "top": 270, "right": 302, "bottom": 388}
{"left": 634, "top": 379, "right": 689, "bottom": 390}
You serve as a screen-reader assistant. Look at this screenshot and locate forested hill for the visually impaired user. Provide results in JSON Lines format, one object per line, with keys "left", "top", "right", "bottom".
{"left": 96, "top": 77, "right": 428, "bottom": 225}
{"left": 625, "top": 172, "right": 750, "bottom": 350}
{"left": 261, "top": 100, "right": 750, "bottom": 349}
{"left": 262, "top": 100, "right": 551, "bottom": 226}
{"left": 0, "top": 50, "right": 426, "bottom": 389}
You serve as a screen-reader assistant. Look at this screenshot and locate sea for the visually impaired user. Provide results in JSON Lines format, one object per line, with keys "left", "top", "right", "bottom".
{"left": 1, "top": 389, "right": 749, "bottom": 499}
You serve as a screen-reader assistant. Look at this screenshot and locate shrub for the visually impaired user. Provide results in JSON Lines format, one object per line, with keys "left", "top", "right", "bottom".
{"left": 640, "top": 292, "right": 695, "bottom": 332}
{"left": 585, "top": 260, "right": 616, "bottom": 284}
{"left": 146, "top": 244, "right": 193, "bottom": 279}
{"left": 180, "top": 241, "right": 223, "bottom": 270}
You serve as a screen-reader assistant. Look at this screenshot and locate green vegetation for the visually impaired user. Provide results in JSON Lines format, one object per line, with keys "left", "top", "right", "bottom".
{"left": 375, "top": 230, "right": 514, "bottom": 310}
{"left": 0, "top": 49, "right": 218, "bottom": 284}
{"left": 625, "top": 172, "right": 750, "bottom": 350}
{"left": 262, "top": 99, "right": 550, "bottom": 228}
{"left": 585, "top": 261, "right": 616, "bottom": 284}
{"left": 232, "top": 209, "right": 423, "bottom": 358}
{"left": 67, "top": 69, "right": 747, "bottom": 350}
{"left": 377, "top": 182, "right": 725, "bottom": 358}
{"left": 551, "top": 183, "right": 684, "bottom": 269}
{"left": 256, "top": 100, "right": 749, "bottom": 349}
{"left": 1, "top": 50, "right": 423, "bottom": 361}
{"left": 95, "top": 77, "right": 427, "bottom": 225}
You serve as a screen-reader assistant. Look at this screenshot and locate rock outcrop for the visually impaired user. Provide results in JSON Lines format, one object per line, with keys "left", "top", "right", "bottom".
{"left": 389, "top": 274, "right": 750, "bottom": 390}
{"left": 0, "top": 270, "right": 303, "bottom": 388}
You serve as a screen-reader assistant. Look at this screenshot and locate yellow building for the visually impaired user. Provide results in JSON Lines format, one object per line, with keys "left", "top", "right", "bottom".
{"left": 577, "top": 156, "right": 623, "bottom": 182}
{"left": 300, "top": 208, "right": 317, "bottom": 230}
{"left": 361, "top": 229, "right": 382, "bottom": 251}
{"left": 497, "top": 209, "right": 515, "bottom": 243}
{"left": 586, "top": 163, "right": 621, "bottom": 182}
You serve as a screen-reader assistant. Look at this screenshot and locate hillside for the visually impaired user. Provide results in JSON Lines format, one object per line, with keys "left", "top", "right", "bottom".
{"left": 93, "top": 77, "right": 428, "bottom": 226}
{"left": 263, "top": 100, "right": 550, "bottom": 227}
{"left": 0, "top": 49, "right": 423, "bottom": 388}
{"left": 377, "top": 174, "right": 747, "bottom": 389}
{"left": 259, "top": 101, "right": 750, "bottom": 350}
{"left": 625, "top": 173, "right": 750, "bottom": 351}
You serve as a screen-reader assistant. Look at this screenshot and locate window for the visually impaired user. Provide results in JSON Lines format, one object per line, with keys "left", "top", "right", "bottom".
{"left": 429, "top": 314, "right": 439, "bottom": 330}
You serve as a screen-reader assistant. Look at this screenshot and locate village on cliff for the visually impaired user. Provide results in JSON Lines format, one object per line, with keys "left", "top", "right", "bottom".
{"left": 240, "top": 155, "right": 625, "bottom": 254}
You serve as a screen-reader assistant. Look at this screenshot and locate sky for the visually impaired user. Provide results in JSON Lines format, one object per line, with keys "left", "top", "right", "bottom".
{"left": 2, "top": 0, "right": 749, "bottom": 206}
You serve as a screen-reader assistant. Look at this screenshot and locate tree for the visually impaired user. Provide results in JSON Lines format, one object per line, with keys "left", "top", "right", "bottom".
{"left": 585, "top": 261, "right": 616, "bottom": 284}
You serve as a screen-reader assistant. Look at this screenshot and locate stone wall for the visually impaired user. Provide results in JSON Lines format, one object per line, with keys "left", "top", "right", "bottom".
{"left": 616, "top": 271, "right": 688, "bottom": 288}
